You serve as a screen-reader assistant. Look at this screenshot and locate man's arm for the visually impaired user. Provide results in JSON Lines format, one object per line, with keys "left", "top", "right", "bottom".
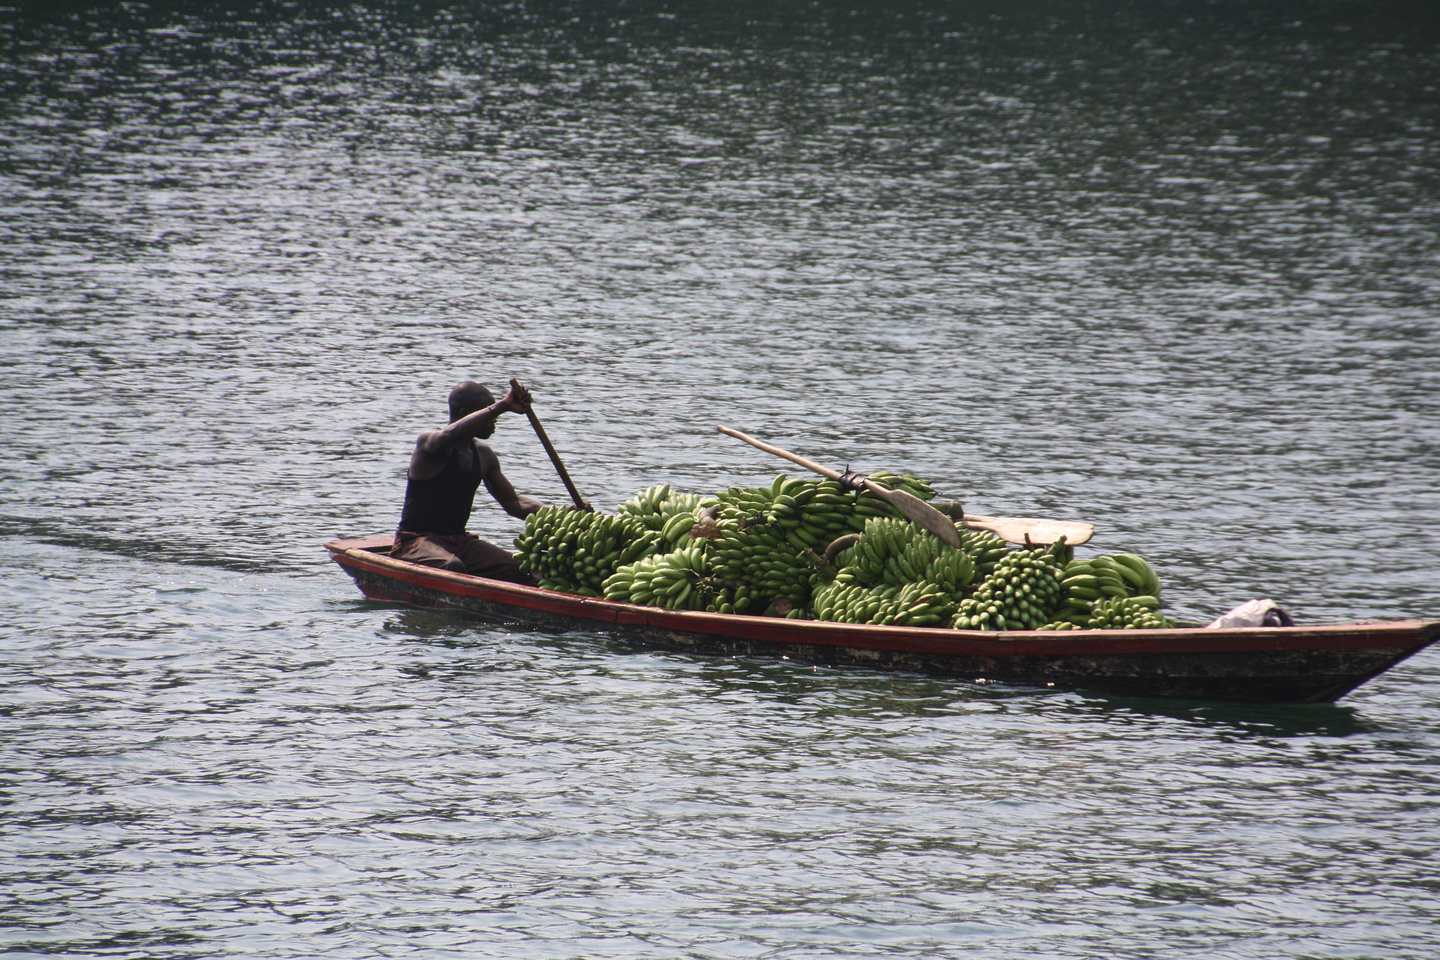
{"left": 409, "top": 382, "right": 531, "bottom": 479}
{"left": 480, "top": 453, "right": 544, "bottom": 520}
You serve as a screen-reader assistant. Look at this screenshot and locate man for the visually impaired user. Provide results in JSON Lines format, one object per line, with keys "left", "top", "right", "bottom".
{"left": 391, "top": 379, "right": 556, "bottom": 584}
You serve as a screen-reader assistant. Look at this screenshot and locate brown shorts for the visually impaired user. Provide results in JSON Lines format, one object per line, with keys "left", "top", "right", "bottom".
{"left": 391, "top": 531, "right": 538, "bottom": 586}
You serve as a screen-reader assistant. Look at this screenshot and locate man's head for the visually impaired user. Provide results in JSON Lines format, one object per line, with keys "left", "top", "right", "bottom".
{"left": 448, "top": 381, "right": 496, "bottom": 424}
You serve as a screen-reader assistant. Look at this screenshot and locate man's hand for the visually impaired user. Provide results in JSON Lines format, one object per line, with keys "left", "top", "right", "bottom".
{"left": 503, "top": 379, "right": 533, "bottom": 414}
{"left": 569, "top": 501, "right": 594, "bottom": 513}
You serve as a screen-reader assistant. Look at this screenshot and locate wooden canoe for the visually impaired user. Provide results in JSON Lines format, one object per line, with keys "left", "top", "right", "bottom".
{"left": 325, "top": 536, "right": 1439, "bottom": 704}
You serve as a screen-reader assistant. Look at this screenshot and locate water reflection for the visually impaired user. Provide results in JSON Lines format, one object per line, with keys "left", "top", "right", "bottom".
{"left": 386, "top": 605, "right": 1091, "bottom": 711}
{"left": 1071, "top": 694, "right": 1372, "bottom": 737}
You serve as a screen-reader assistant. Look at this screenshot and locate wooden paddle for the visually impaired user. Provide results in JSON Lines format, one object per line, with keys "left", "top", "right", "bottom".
{"left": 717, "top": 425, "right": 964, "bottom": 548}
{"left": 510, "top": 378, "right": 588, "bottom": 509}
{"left": 718, "top": 426, "right": 1093, "bottom": 547}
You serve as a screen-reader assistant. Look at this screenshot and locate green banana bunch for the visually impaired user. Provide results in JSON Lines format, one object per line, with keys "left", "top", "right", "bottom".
{"left": 701, "top": 581, "right": 755, "bottom": 615}
{"left": 810, "top": 581, "right": 874, "bottom": 623}
{"left": 704, "top": 473, "right": 915, "bottom": 611}
{"left": 1064, "top": 554, "right": 1162, "bottom": 600}
{"left": 746, "top": 544, "right": 817, "bottom": 608}
{"left": 714, "top": 475, "right": 896, "bottom": 533}
{"left": 618, "top": 484, "right": 706, "bottom": 533}
{"left": 515, "top": 507, "right": 653, "bottom": 597}
{"left": 864, "top": 470, "right": 936, "bottom": 501}
{"left": 601, "top": 539, "right": 715, "bottom": 611}
{"left": 900, "top": 531, "right": 975, "bottom": 592}
{"left": 660, "top": 493, "right": 706, "bottom": 519}
{"left": 1078, "top": 595, "right": 1176, "bottom": 630}
{"left": 699, "top": 471, "right": 950, "bottom": 617}
{"left": 659, "top": 505, "right": 706, "bottom": 547}
{"left": 1056, "top": 556, "right": 1127, "bottom": 613}
{"left": 889, "top": 581, "right": 956, "bottom": 627}
{"left": 833, "top": 516, "right": 911, "bottom": 586}
{"left": 960, "top": 529, "right": 1011, "bottom": 581}
{"left": 787, "top": 478, "right": 874, "bottom": 550}
{"left": 830, "top": 516, "right": 974, "bottom": 593}
{"left": 882, "top": 526, "right": 931, "bottom": 588}
{"left": 1108, "top": 553, "right": 1162, "bottom": 598}
{"left": 811, "top": 579, "right": 954, "bottom": 627}
{"left": 1052, "top": 552, "right": 1165, "bottom": 622}
{"left": 712, "top": 527, "right": 817, "bottom": 609}
{"left": 951, "top": 544, "right": 1066, "bottom": 631}
{"left": 617, "top": 483, "right": 674, "bottom": 529}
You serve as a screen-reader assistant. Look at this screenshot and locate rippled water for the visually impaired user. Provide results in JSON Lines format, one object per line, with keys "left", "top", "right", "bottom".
{"left": 3, "top": 2, "right": 1439, "bottom": 957}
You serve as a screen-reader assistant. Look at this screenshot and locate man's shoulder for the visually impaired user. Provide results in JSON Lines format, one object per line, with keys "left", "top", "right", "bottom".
{"left": 414, "top": 426, "right": 448, "bottom": 448}
{"left": 471, "top": 439, "right": 500, "bottom": 467}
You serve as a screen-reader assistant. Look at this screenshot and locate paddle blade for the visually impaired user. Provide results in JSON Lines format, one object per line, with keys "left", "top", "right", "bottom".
{"left": 882, "top": 486, "right": 964, "bottom": 548}
{"left": 962, "top": 515, "right": 1094, "bottom": 546}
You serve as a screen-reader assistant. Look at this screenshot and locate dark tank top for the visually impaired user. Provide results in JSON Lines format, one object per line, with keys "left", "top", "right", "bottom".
{"left": 397, "top": 441, "right": 485, "bottom": 535}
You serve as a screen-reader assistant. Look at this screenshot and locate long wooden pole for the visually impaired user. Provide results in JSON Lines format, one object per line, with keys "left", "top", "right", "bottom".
{"left": 511, "top": 379, "right": 587, "bottom": 509}
{"left": 717, "top": 425, "right": 1093, "bottom": 546}
{"left": 717, "top": 425, "right": 964, "bottom": 548}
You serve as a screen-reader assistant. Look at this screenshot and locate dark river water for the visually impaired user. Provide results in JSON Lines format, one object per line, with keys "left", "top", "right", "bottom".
{"left": 3, "top": 2, "right": 1439, "bottom": 957}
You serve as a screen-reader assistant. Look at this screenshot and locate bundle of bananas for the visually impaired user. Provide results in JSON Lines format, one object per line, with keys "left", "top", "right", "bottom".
{"left": 1047, "top": 553, "right": 1166, "bottom": 628}
{"left": 618, "top": 483, "right": 674, "bottom": 527}
{"left": 699, "top": 582, "right": 756, "bottom": 616}
{"left": 1062, "top": 554, "right": 1161, "bottom": 602}
{"left": 772, "top": 477, "right": 888, "bottom": 549}
{"left": 710, "top": 526, "right": 817, "bottom": 608}
{"left": 1075, "top": 595, "right": 1176, "bottom": 630}
{"left": 713, "top": 475, "right": 899, "bottom": 544}
{"left": 951, "top": 545, "right": 1067, "bottom": 631}
{"left": 831, "top": 517, "right": 975, "bottom": 593}
{"left": 865, "top": 469, "right": 936, "bottom": 501}
{"left": 829, "top": 517, "right": 898, "bottom": 585}
{"left": 1110, "top": 553, "right": 1161, "bottom": 597}
{"left": 705, "top": 475, "right": 910, "bottom": 609}
{"left": 811, "top": 579, "right": 954, "bottom": 627}
{"left": 620, "top": 484, "right": 708, "bottom": 537}
{"left": 601, "top": 540, "right": 715, "bottom": 610}
{"left": 514, "top": 507, "right": 662, "bottom": 597}
{"left": 658, "top": 504, "right": 710, "bottom": 548}
{"left": 960, "top": 529, "right": 1012, "bottom": 581}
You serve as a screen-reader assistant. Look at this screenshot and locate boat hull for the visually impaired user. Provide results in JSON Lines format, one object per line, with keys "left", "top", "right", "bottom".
{"left": 326, "top": 537, "right": 1439, "bottom": 704}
